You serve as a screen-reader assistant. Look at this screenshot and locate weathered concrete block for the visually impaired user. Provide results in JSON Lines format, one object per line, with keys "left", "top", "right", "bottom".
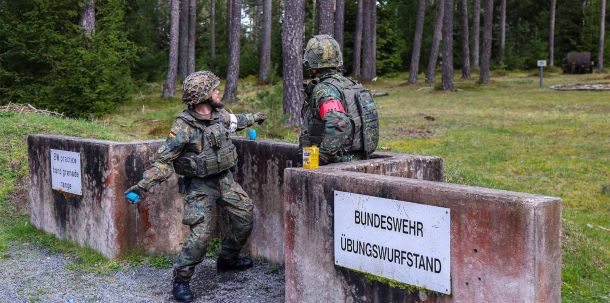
{"left": 283, "top": 169, "right": 562, "bottom": 303}
{"left": 28, "top": 135, "right": 188, "bottom": 258}
{"left": 28, "top": 135, "right": 444, "bottom": 265}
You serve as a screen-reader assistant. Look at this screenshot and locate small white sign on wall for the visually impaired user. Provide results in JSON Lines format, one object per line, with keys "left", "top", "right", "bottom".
{"left": 50, "top": 149, "right": 82, "bottom": 195}
{"left": 334, "top": 191, "right": 451, "bottom": 294}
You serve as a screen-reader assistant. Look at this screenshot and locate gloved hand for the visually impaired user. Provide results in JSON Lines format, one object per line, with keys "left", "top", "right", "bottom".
{"left": 253, "top": 112, "right": 267, "bottom": 124}
{"left": 124, "top": 185, "right": 144, "bottom": 204}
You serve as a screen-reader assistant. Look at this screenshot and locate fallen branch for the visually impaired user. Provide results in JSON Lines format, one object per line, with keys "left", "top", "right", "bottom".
{"left": 1, "top": 103, "right": 65, "bottom": 118}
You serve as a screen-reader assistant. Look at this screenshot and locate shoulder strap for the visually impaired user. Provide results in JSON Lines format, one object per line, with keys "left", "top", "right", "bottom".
{"left": 177, "top": 110, "right": 207, "bottom": 130}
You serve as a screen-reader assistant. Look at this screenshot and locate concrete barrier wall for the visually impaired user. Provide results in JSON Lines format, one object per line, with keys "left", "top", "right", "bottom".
{"left": 28, "top": 135, "right": 188, "bottom": 258}
{"left": 283, "top": 169, "right": 562, "bottom": 303}
{"left": 28, "top": 135, "right": 443, "bottom": 263}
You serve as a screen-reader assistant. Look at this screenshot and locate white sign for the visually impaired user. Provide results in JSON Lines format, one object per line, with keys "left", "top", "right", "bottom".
{"left": 50, "top": 149, "right": 82, "bottom": 195}
{"left": 537, "top": 60, "right": 547, "bottom": 67}
{"left": 334, "top": 191, "right": 451, "bottom": 294}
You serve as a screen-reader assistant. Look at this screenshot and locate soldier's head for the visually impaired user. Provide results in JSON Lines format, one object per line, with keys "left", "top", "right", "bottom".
{"left": 182, "top": 70, "right": 223, "bottom": 108}
{"left": 303, "top": 35, "right": 343, "bottom": 76}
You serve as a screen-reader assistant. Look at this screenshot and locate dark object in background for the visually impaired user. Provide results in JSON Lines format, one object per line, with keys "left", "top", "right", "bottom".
{"left": 562, "top": 52, "right": 595, "bottom": 74}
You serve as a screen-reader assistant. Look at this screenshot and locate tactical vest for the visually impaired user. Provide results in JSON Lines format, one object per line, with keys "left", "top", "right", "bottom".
{"left": 172, "top": 110, "right": 238, "bottom": 178}
{"left": 304, "top": 75, "right": 379, "bottom": 158}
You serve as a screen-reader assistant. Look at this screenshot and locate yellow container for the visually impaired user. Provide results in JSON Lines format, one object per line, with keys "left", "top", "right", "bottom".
{"left": 303, "top": 145, "right": 319, "bottom": 170}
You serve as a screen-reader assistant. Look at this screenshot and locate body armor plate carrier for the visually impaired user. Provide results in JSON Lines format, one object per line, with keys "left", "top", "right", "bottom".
{"left": 307, "top": 75, "right": 379, "bottom": 158}
{"left": 173, "top": 110, "right": 238, "bottom": 178}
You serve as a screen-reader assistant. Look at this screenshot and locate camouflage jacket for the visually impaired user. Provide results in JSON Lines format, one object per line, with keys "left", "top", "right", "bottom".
{"left": 301, "top": 70, "right": 353, "bottom": 164}
{"left": 136, "top": 108, "right": 255, "bottom": 191}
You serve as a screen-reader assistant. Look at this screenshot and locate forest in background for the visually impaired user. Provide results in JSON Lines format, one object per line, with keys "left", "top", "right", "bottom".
{"left": 0, "top": 0, "right": 608, "bottom": 117}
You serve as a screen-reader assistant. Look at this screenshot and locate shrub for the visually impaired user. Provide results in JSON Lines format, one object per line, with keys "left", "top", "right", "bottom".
{"left": 0, "top": 0, "right": 137, "bottom": 118}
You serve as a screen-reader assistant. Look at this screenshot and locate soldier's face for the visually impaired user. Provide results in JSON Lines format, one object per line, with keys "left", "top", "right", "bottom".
{"left": 212, "top": 89, "right": 220, "bottom": 102}
{"left": 210, "top": 89, "right": 224, "bottom": 108}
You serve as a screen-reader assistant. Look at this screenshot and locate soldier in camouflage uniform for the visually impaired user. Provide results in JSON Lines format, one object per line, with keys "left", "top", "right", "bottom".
{"left": 125, "top": 71, "right": 266, "bottom": 303}
{"left": 300, "top": 35, "right": 378, "bottom": 164}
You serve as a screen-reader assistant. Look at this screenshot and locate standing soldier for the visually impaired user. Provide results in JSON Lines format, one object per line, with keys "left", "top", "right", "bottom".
{"left": 124, "top": 71, "right": 266, "bottom": 302}
{"left": 300, "top": 35, "right": 379, "bottom": 165}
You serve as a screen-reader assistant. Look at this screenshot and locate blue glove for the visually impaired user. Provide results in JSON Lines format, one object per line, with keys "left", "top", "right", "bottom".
{"left": 125, "top": 192, "right": 140, "bottom": 204}
{"left": 124, "top": 185, "right": 144, "bottom": 204}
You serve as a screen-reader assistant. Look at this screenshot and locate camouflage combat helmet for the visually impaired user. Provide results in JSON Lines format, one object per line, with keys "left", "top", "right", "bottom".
{"left": 303, "top": 35, "right": 343, "bottom": 70}
{"left": 182, "top": 71, "right": 221, "bottom": 106}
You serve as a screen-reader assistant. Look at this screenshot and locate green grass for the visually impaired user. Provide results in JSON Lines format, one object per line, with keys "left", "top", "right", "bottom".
{"left": 1, "top": 72, "right": 608, "bottom": 301}
{"left": 375, "top": 72, "right": 609, "bottom": 302}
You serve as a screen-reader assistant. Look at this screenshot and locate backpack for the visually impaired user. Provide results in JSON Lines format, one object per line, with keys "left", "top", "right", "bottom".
{"left": 322, "top": 76, "right": 379, "bottom": 158}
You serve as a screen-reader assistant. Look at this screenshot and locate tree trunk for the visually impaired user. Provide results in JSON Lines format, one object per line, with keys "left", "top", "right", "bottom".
{"left": 179, "top": 0, "right": 189, "bottom": 77}
{"left": 282, "top": 0, "right": 305, "bottom": 126}
{"left": 472, "top": 0, "right": 480, "bottom": 69}
{"left": 361, "top": 0, "right": 377, "bottom": 81}
{"left": 549, "top": 0, "right": 556, "bottom": 66}
{"left": 253, "top": 0, "right": 263, "bottom": 49}
{"left": 80, "top": 0, "right": 96, "bottom": 36}
{"left": 371, "top": 0, "right": 377, "bottom": 79}
{"left": 163, "top": 0, "right": 180, "bottom": 97}
{"left": 480, "top": 0, "right": 493, "bottom": 84}
{"left": 352, "top": 0, "right": 364, "bottom": 78}
{"left": 210, "top": 0, "right": 216, "bottom": 70}
{"left": 227, "top": 0, "right": 233, "bottom": 40}
{"left": 499, "top": 0, "right": 506, "bottom": 61}
{"left": 461, "top": 0, "right": 470, "bottom": 79}
{"left": 317, "top": 0, "right": 334, "bottom": 35}
{"left": 223, "top": 0, "right": 241, "bottom": 103}
{"left": 187, "top": 0, "right": 196, "bottom": 75}
{"left": 598, "top": 0, "right": 606, "bottom": 72}
{"left": 259, "top": 0, "right": 272, "bottom": 83}
{"left": 426, "top": 0, "right": 445, "bottom": 84}
{"left": 409, "top": 0, "right": 426, "bottom": 84}
{"left": 442, "top": 0, "right": 454, "bottom": 91}
{"left": 334, "top": 0, "right": 345, "bottom": 50}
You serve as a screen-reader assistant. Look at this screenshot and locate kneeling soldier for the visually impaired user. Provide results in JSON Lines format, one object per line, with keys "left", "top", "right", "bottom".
{"left": 125, "top": 71, "right": 266, "bottom": 302}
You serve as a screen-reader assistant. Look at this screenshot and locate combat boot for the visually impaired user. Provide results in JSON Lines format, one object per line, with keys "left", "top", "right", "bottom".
{"left": 216, "top": 256, "right": 253, "bottom": 272}
{"left": 172, "top": 281, "right": 194, "bottom": 302}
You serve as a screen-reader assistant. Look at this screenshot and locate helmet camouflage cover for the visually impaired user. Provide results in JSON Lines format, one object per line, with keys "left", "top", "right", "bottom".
{"left": 303, "top": 35, "right": 343, "bottom": 70}
{"left": 182, "top": 71, "right": 221, "bottom": 106}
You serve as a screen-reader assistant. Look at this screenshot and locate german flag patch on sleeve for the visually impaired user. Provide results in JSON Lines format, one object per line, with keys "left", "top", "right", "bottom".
{"left": 168, "top": 131, "right": 177, "bottom": 139}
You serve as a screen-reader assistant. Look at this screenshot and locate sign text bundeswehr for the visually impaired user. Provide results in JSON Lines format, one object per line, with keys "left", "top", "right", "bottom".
{"left": 50, "top": 149, "right": 82, "bottom": 195}
{"left": 333, "top": 191, "right": 451, "bottom": 294}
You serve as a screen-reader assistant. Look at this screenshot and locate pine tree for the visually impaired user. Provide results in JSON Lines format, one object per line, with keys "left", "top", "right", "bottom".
{"left": 80, "top": 0, "right": 96, "bottom": 36}
{"left": 223, "top": 0, "right": 241, "bottom": 103}
{"left": 480, "top": 0, "right": 493, "bottom": 84}
{"left": 258, "top": 0, "right": 272, "bottom": 83}
{"left": 352, "top": 0, "right": 364, "bottom": 78}
{"left": 461, "top": 0, "right": 471, "bottom": 79}
{"left": 317, "top": 0, "right": 334, "bottom": 35}
{"left": 334, "top": 0, "right": 345, "bottom": 50}
{"left": 426, "top": 0, "right": 445, "bottom": 84}
{"left": 163, "top": 0, "right": 180, "bottom": 97}
{"left": 549, "top": 0, "right": 556, "bottom": 66}
{"left": 472, "top": 0, "right": 480, "bottom": 69}
{"left": 598, "top": 0, "right": 606, "bottom": 72}
{"left": 408, "top": 0, "right": 426, "bottom": 84}
{"left": 187, "top": 0, "right": 196, "bottom": 75}
{"left": 210, "top": 0, "right": 216, "bottom": 71}
{"left": 282, "top": 0, "right": 305, "bottom": 125}
{"left": 442, "top": 0, "right": 454, "bottom": 91}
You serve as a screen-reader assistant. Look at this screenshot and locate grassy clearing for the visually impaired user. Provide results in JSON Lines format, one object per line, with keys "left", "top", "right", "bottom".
{"left": 374, "top": 72, "right": 609, "bottom": 302}
{"left": 1, "top": 71, "right": 608, "bottom": 301}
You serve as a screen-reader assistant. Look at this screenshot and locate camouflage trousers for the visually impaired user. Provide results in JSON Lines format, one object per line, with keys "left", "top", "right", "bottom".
{"left": 173, "top": 170, "right": 253, "bottom": 282}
